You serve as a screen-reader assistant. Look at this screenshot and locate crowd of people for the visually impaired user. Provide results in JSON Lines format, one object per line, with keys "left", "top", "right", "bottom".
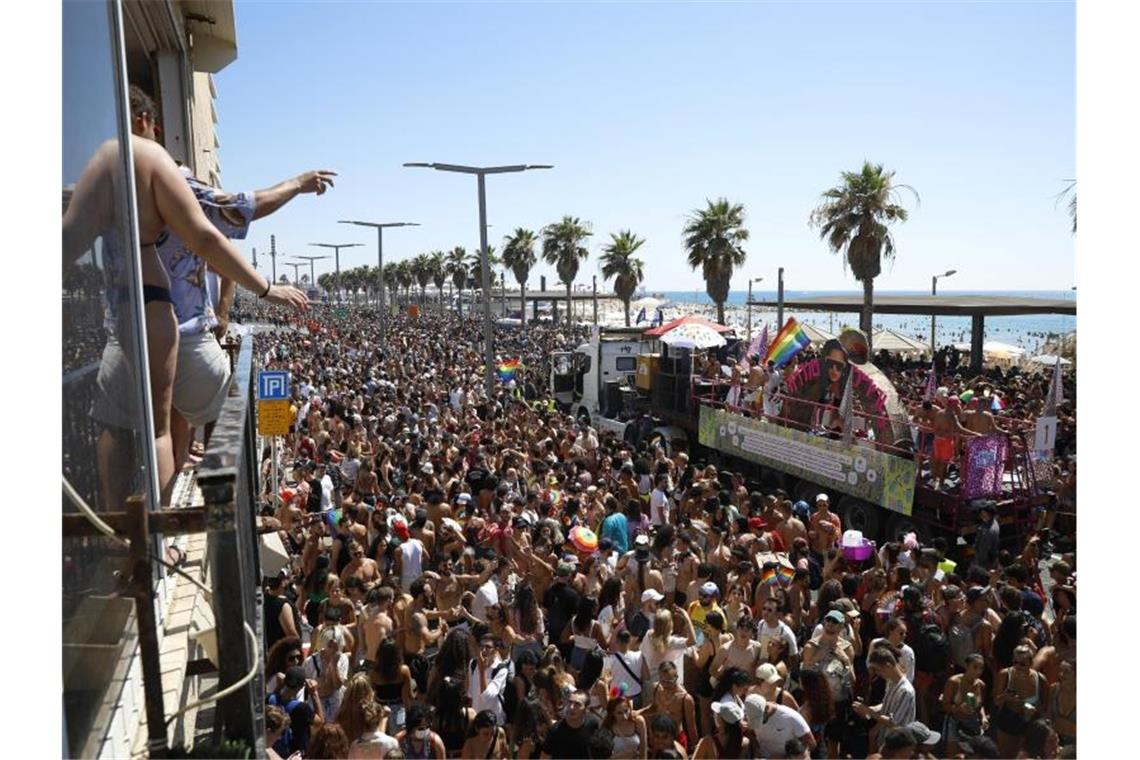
{"left": 247, "top": 300, "right": 1076, "bottom": 760}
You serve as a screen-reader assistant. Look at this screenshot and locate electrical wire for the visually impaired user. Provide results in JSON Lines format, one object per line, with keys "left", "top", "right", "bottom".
{"left": 165, "top": 621, "right": 260, "bottom": 726}
{"left": 63, "top": 475, "right": 128, "bottom": 547}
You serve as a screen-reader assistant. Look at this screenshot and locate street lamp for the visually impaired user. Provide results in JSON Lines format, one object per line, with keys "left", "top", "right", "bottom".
{"left": 931, "top": 269, "right": 957, "bottom": 355}
{"left": 285, "top": 262, "right": 305, "bottom": 285}
{"left": 339, "top": 220, "right": 420, "bottom": 340}
{"left": 403, "top": 161, "right": 553, "bottom": 397}
{"left": 746, "top": 276, "right": 764, "bottom": 344}
{"left": 291, "top": 255, "right": 331, "bottom": 293}
{"left": 310, "top": 242, "right": 363, "bottom": 303}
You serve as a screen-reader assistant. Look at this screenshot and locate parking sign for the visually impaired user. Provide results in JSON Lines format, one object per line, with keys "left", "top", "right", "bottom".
{"left": 258, "top": 371, "right": 291, "bottom": 400}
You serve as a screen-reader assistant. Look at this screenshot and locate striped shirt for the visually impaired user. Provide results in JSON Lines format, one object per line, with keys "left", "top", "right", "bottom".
{"left": 880, "top": 676, "right": 916, "bottom": 735}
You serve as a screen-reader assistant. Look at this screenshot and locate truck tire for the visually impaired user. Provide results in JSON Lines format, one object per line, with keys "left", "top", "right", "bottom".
{"left": 793, "top": 481, "right": 824, "bottom": 506}
{"left": 886, "top": 512, "right": 933, "bottom": 546}
{"left": 838, "top": 496, "right": 882, "bottom": 542}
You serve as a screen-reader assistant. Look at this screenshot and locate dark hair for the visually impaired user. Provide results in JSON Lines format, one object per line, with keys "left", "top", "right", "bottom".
{"left": 1022, "top": 719, "right": 1056, "bottom": 757}
{"left": 514, "top": 583, "right": 540, "bottom": 636}
{"left": 435, "top": 676, "right": 466, "bottom": 734}
{"left": 405, "top": 702, "right": 430, "bottom": 731}
{"left": 598, "top": 577, "right": 623, "bottom": 612}
{"left": 266, "top": 636, "right": 303, "bottom": 678}
{"left": 587, "top": 728, "right": 615, "bottom": 759}
{"left": 649, "top": 713, "right": 677, "bottom": 738}
{"left": 306, "top": 722, "right": 350, "bottom": 759}
{"left": 576, "top": 648, "right": 605, "bottom": 691}
{"left": 470, "top": 709, "right": 497, "bottom": 734}
{"left": 409, "top": 576, "right": 430, "bottom": 600}
{"left": 374, "top": 637, "right": 403, "bottom": 681}
{"left": 798, "top": 669, "right": 835, "bottom": 725}
{"left": 128, "top": 84, "right": 158, "bottom": 121}
{"left": 711, "top": 667, "right": 750, "bottom": 703}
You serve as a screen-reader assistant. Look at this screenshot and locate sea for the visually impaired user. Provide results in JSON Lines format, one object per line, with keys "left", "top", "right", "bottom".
{"left": 651, "top": 289, "right": 1076, "bottom": 353}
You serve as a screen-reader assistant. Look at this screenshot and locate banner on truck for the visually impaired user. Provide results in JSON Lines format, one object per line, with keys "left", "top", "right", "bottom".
{"left": 699, "top": 405, "right": 918, "bottom": 515}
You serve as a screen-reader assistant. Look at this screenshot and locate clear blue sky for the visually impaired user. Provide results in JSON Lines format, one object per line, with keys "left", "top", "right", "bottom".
{"left": 214, "top": 0, "right": 1074, "bottom": 292}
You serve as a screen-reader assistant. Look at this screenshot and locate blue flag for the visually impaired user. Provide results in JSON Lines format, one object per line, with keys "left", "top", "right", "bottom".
{"left": 635, "top": 307, "right": 647, "bottom": 324}
{"left": 651, "top": 307, "right": 664, "bottom": 327}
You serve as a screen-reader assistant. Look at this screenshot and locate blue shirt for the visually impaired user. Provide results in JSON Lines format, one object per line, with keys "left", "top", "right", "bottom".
{"left": 157, "top": 168, "right": 255, "bottom": 334}
{"left": 601, "top": 512, "right": 629, "bottom": 555}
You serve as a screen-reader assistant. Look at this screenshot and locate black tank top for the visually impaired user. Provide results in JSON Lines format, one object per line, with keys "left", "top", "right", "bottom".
{"left": 264, "top": 593, "right": 287, "bottom": 652}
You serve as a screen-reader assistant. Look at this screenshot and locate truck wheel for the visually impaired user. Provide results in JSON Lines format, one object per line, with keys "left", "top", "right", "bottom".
{"left": 793, "top": 481, "right": 823, "bottom": 506}
{"left": 886, "top": 512, "right": 933, "bottom": 545}
{"left": 838, "top": 497, "right": 882, "bottom": 542}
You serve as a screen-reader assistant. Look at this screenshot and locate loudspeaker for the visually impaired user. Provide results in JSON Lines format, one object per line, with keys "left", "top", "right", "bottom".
{"left": 603, "top": 380, "right": 623, "bottom": 417}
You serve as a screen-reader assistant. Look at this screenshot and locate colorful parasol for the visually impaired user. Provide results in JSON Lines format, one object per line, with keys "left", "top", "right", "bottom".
{"left": 569, "top": 525, "right": 599, "bottom": 554}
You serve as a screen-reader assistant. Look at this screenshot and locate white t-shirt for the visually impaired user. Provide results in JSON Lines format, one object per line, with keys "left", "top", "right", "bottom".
{"left": 398, "top": 539, "right": 424, "bottom": 591}
{"left": 597, "top": 604, "right": 617, "bottom": 642}
{"left": 650, "top": 488, "right": 670, "bottom": 526}
{"left": 320, "top": 474, "right": 335, "bottom": 510}
{"left": 640, "top": 634, "right": 689, "bottom": 687}
{"left": 606, "top": 650, "right": 645, "bottom": 699}
{"left": 349, "top": 731, "right": 399, "bottom": 759}
{"left": 472, "top": 578, "right": 499, "bottom": 622}
{"left": 468, "top": 655, "right": 510, "bottom": 725}
{"left": 867, "top": 638, "right": 917, "bottom": 683}
{"left": 757, "top": 619, "right": 800, "bottom": 657}
{"left": 750, "top": 703, "right": 812, "bottom": 759}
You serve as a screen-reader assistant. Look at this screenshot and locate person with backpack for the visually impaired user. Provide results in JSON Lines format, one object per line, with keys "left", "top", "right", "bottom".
{"left": 469, "top": 633, "right": 512, "bottom": 726}
{"left": 267, "top": 666, "right": 324, "bottom": 757}
{"left": 853, "top": 648, "right": 916, "bottom": 753}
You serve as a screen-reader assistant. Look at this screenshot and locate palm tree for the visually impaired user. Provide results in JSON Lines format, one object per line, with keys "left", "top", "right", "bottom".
{"left": 429, "top": 250, "right": 447, "bottom": 308}
{"left": 809, "top": 161, "right": 918, "bottom": 354}
{"left": 682, "top": 199, "right": 749, "bottom": 325}
{"left": 446, "top": 246, "right": 468, "bottom": 317}
{"left": 412, "top": 254, "right": 432, "bottom": 303}
{"left": 467, "top": 246, "right": 500, "bottom": 295}
{"left": 502, "top": 228, "right": 538, "bottom": 325}
{"left": 600, "top": 230, "right": 647, "bottom": 326}
{"left": 383, "top": 262, "right": 400, "bottom": 308}
{"left": 1058, "top": 179, "right": 1076, "bottom": 234}
{"left": 395, "top": 260, "right": 414, "bottom": 303}
{"left": 541, "top": 216, "right": 592, "bottom": 325}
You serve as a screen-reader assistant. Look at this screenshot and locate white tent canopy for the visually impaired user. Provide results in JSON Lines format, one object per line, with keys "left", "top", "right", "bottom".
{"left": 632, "top": 296, "right": 665, "bottom": 309}
{"left": 1028, "top": 354, "right": 1072, "bottom": 366}
{"left": 872, "top": 328, "right": 928, "bottom": 353}
{"left": 800, "top": 322, "right": 835, "bottom": 345}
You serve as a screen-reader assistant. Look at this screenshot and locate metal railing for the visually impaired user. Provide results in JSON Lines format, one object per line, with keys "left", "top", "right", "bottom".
{"left": 62, "top": 335, "right": 266, "bottom": 757}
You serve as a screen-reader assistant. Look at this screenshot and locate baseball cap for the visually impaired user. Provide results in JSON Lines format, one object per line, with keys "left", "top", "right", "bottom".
{"left": 711, "top": 701, "right": 744, "bottom": 725}
{"left": 815, "top": 493, "right": 829, "bottom": 503}
{"left": 966, "top": 586, "right": 989, "bottom": 604}
{"left": 824, "top": 610, "right": 845, "bottom": 624}
{"left": 906, "top": 721, "right": 942, "bottom": 747}
{"left": 743, "top": 694, "right": 767, "bottom": 725}
{"left": 284, "top": 666, "right": 306, "bottom": 689}
{"left": 792, "top": 500, "right": 810, "bottom": 519}
{"left": 755, "top": 663, "right": 782, "bottom": 685}
{"left": 641, "top": 589, "right": 665, "bottom": 603}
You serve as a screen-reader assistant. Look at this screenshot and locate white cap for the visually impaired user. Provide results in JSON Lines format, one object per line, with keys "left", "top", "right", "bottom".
{"left": 815, "top": 493, "right": 829, "bottom": 503}
{"left": 743, "top": 693, "right": 768, "bottom": 725}
{"left": 756, "top": 663, "right": 782, "bottom": 685}
{"left": 711, "top": 701, "right": 744, "bottom": 725}
{"left": 641, "top": 589, "right": 665, "bottom": 603}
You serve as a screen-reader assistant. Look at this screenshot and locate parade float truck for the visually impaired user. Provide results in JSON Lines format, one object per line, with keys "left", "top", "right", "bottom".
{"left": 552, "top": 323, "right": 1044, "bottom": 548}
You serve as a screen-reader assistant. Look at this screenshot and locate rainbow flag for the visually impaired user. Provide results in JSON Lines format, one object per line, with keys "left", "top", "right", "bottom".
{"left": 763, "top": 318, "right": 811, "bottom": 369}
{"left": 760, "top": 565, "right": 796, "bottom": 588}
{"left": 497, "top": 359, "right": 522, "bottom": 382}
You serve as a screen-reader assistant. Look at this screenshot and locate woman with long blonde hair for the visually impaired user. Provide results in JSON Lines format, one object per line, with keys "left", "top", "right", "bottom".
{"left": 639, "top": 608, "right": 696, "bottom": 690}
{"left": 336, "top": 672, "right": 377, "bottom": 744}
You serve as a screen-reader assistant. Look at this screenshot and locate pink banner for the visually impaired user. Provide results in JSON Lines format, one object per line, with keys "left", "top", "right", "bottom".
{"left": 962, "top": 434, "right": 1008, "bottom": 499}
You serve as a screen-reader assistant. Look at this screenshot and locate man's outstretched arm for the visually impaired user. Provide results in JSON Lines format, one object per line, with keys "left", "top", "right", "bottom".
{"left": 253, "top": 170, "right": 338, "bottom": 220}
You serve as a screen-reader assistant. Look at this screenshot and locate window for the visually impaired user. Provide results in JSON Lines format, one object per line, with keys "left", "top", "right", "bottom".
{"left": 615, "top": 356, "right": 637, "bottom": 372}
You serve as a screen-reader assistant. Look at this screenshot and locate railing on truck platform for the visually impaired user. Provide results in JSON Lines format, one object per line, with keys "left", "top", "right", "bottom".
{"left": 689, "top": 377, "right": 1044, "bottom": 536}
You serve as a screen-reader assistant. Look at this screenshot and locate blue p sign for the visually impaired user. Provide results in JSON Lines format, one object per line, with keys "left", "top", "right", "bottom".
{"left": 258, "top": 371, "right": 291, "bottom": 400}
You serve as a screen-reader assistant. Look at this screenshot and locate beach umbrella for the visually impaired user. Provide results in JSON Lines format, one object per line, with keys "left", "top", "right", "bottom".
{"left": 872, "top": 328, "right": 928, "bottom": 353}
{"left": 1029, "top": 354, "right": 1072, "bottom": 366}
{"left": 569, "top": 525, "right": 599, "bottom": 554}
{"left": 632, "top": 296, "right": 665, "bottom": 309}
{"left": 800, "top": 322, "right": 835, "bottom": 345}
{"left": 982, "top": 341, "right": 1026, "bottom": 359}
{"left": 660, "top": 322, "right": 727, "bottom": 349}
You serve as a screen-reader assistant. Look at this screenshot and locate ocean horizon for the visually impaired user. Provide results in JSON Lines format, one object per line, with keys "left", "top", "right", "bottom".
{"left": 637, "top": 289, "right": 1075, "bottom": 352}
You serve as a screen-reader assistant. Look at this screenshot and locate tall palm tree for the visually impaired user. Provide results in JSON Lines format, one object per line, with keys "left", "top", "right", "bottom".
{"left": 383, "top": 262, "right": 400, "bottom": 308}
{"left": 429, "top": 250, "right": 447, "bottom": 308}
{"left": 446, "top": 246, "right": 468, "bottom": 317}
{"left": 502, "top": 228, "right": 538, "bottom": 325}
{"left": 395, "top": 260, "right": 414, "bottom": 304}
{"left": 541, "top": 216, "right": 592, "bottom": 325}
{"left": 467, "top": 246, "right": 501, "bottom": 292}
{"left": 600, "top": 230, "right": 647, "bottom": 326}
{"left": 682, "top": 198, "right": 749, "bottom": 325}
{"left": 412, "top": 254, "right": 432, "bottom": 303}
{"left": 809, "top": 161, "right": 918, "bottom": 354}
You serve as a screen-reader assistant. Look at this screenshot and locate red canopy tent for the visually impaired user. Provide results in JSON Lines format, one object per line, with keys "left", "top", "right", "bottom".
{"left": 642, "top": 314, "right": 735, "bottom": 338}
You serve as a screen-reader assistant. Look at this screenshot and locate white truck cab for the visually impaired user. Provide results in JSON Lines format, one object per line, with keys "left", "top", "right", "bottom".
{"left": 551, "top": 330, "right": 645, "bottom": 434}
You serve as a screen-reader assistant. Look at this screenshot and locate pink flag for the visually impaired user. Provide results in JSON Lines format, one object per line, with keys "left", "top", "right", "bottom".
{"left": 923, "top": 362, "right": 937, "bottom": 402}
{"left": 747, "top": 324, "right": 769, "bottom": 361}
